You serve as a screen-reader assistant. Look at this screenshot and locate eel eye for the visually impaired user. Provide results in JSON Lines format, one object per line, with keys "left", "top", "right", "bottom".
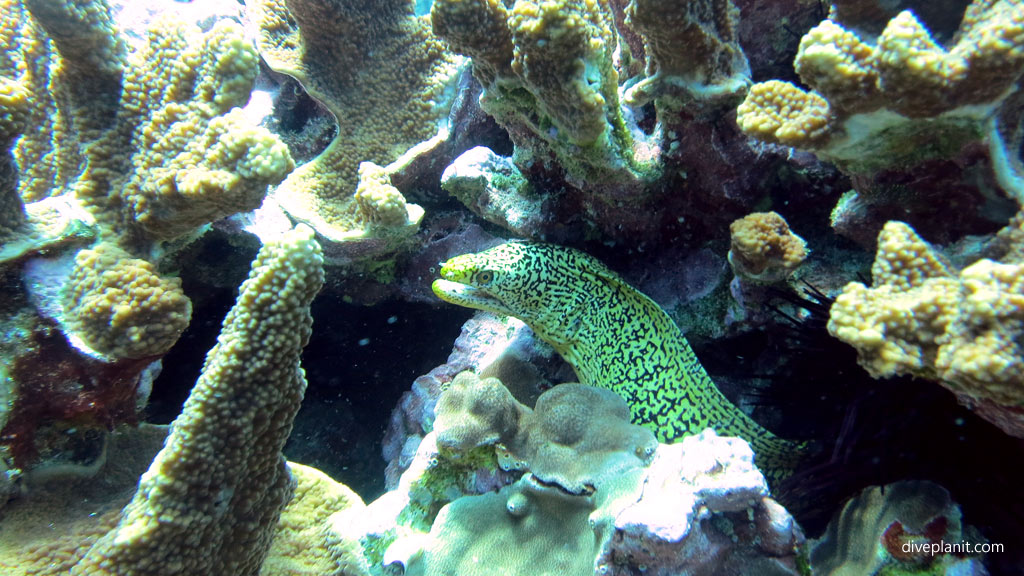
{"left": 476, "top": 270, "right": 494, "bottom": 284}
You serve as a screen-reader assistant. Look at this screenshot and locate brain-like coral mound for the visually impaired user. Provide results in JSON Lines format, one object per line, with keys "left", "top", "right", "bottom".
{"left": 396, "top": 373, "right": 802, "bottom": 576}
{"left": 728, "top": 211, "right": 808, "bottom": 283}
{"left": 62, "top": 242, "right": 191, "bottom": 359}
{"left": 434, "top": 371, "right": 526, "bottom": 453}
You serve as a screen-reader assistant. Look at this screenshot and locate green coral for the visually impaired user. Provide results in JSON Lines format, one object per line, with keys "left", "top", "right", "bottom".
{"left": 12, "top": 0, "right": 293, "bottom": 247}
{"left": 737, "top": 1, "right": 1024, "bottom": 178}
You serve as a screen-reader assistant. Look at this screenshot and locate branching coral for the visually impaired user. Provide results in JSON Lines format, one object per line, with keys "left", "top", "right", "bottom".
{"left": 72, "top": 224, "right": 325, "bottom": 575}
{"left": 250, "top": 0, "right": 460, "bottom": 244}
{"left": 828, "top": 221, "right": 1024, "bottom": 437}
{"left": 737, "top": 2, "right": 1024, "bottom": 172}
{"left": 431, "top": 0, "right": 770, "bottom": 243}
{"left": 624, "top": 0, "right": 750, "bottom": 116}
{"left": 13, "top": 0, "right": 293, "bottom": 246}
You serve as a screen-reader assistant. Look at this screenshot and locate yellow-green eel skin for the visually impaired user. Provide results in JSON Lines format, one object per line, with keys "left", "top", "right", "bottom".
{"left": 432, "top": 241, "right": 806, "bottom": 480}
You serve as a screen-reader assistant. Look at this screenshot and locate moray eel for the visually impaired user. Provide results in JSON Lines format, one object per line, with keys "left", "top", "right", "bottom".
{"left": 432, "top": 241, "right": 805, "bottom": 480}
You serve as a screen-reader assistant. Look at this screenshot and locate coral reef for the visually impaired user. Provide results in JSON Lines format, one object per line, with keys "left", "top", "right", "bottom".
{"left": 375, "top": 373, "right": 804, "bottom": 576}
{"left": 73, "top": 224, "right": 324, "bottom": 575}
{"left": 737, "top": 0, "right": 1024, "bottom": 245}
{"left": 62, "top": 243, "right": 192, "bottom": 359}
{"left": 440, "top": 146, "right": 548, "bottom": 238}
{"left": 383, "top": 310, "right": 565, "bottom": 486}
{"left": 430, "top": 0, "right": 781, "bottom": 243}
{"left": 829, "top": 220, "right": 1024, "bottom": 437}
{"left": 2, "top": 0, "right": 1024, "bottom": 574}
{"left": 728, "top": 211, "right": 808, "bottom": 284}
{"left": 13, "top": 1, "right": 292, "bottom": 246}
{"left": 807, "top": 480, "right": 987, "bottom": 574}
{"left": 0, "top": 0, "right": 292, "bottom": 478}
{"left": 249, "top": 0, "right": 462, "bottom": 246}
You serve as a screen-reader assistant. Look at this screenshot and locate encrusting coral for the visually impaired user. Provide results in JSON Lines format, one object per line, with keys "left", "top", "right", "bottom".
{"left": 250, "top": 0, "right": 461, "bottom": 244}
{"left": 377, "top": 372, "right": 804, "bottom": 576}
{"left": 828, "top": 220, "right": 1024, "bottom": 437}
{"left": 71, "top": 224, "right": 325, "bottom": 575}
{"left": 728, "top": 211, "right": 808, "bottom": 283}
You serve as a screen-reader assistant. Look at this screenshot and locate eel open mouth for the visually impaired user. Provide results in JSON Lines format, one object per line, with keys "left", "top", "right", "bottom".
{"left": 432, "top": 274, "right": 513, "bottom": 316}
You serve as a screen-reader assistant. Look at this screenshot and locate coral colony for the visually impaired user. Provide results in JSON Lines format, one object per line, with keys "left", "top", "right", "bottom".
{"left": 0, "top": 0, "right": 1021, "bottom": 575}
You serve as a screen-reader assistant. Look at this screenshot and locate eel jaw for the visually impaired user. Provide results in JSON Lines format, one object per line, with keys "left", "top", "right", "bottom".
{"left": 431, "top": 278, "right": 514, "bottom": 317}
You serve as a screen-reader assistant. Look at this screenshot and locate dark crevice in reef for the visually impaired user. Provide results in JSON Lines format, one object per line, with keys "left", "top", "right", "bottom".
{"left": 694, "top": 290, "right": 1024, "bottom": 574}
{"left": 149, "top": 230, "right": 472, "bottom": 500}
{"left": 286, "top": 296, "right": 471, "bottom": 500}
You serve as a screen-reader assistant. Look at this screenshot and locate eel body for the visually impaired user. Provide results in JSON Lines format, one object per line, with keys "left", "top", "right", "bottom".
{"left": 432, "top": 241, "right": 805, "bottom": 479}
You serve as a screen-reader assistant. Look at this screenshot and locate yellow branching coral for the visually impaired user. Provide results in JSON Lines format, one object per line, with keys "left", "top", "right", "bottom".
{"left": 62, "top": 242, "right": 191, "bottom": 360}
{"left": 432, "top": 0, "right": 637, "bottom": 180}
{"left": 251, "top": 0, "right": 459, "bottom": 243}
{"left": 624, "top": 0, "right": 750, "bottom": 113}
{"left": 937, "top": 259, "right": 1024, "bottom": 407}
{"left": 828, "top": 222, "right": 959, "bottom": 379}
{"left": 737, "top": 1, "right": 1024, "bottom": 174}
{"left": 72, "top": 224, "right": 325, "bottom": 576}
{"left": 117, "top": 21, "right": 294, "bottom": 241}
{"left": 11, "top": 0, "right": 293, "bottom": 245}
{"left": 355, "top": 162, "right": 424, "bottom": 228}
{"left": 508, "top": 0, "right": 614, "bottom": 146}
{"left": 829, "top": 221, "right": 1024, "bottom": 437}
{"left": 430, "top": 0, "right": 513, "bottom": 84}
{"left": 727, "top": 211, "right": 808, "bottom": 283}
{"left": 736, "top": 80, "right": 832, "bottom": 149}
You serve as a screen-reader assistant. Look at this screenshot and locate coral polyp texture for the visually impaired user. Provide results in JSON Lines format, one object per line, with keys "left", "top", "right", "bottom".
{"left": 0, "top": 0, "right": 296, "bottom": 485}
{"left": 0, "top": 76, "right": 28, "bottom": 235}
{"left": 12, "top": 1, "right": 293, "bottom": 245}
{"left": 62, "top": 243, "right": 192, "bottom": 359}
{"left": 737, "top": 1, "right": 1024, "bottom": 245}
{"left": 828, "top": 220, "right": 1024, "bottom": 437}
{"left": 728, "top": 211, "right": 808, "bottom": 283}
{"left": 250, "top": 0, "right": 461, "bottom": 244}
{"left": 431, "top": 0, "right": 769, "bottom": 242}
{"left": 72, "top": 224, "right": 325, "bottom": 576}
{"left": 737, "top": 3, "right": 1024, "bottom": 170}
{"left": 624, "top": 0, "right": 751, "bottom": 115}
